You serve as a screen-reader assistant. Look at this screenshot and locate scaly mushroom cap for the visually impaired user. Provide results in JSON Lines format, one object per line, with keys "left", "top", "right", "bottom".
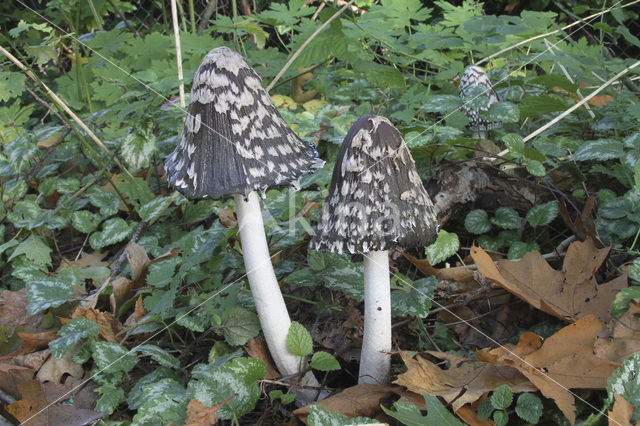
{"left": 165, "top": 46, "right": 324, "bottom": 199}
{"left": 311, "top": 115, "right": 438, "bottom": 254}
{"left": 459, "top": 66, "right": 502, "bottom": 132}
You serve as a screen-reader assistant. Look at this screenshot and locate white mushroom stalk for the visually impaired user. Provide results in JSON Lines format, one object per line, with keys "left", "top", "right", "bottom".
{"left": 459, "top": 65, "right": 502, "bottom": 139}
{"left": 164, "top": 47, "right": 325, "bottom": 404}
{"left": 311, "top": 115, "right": 438, "bottom": 385}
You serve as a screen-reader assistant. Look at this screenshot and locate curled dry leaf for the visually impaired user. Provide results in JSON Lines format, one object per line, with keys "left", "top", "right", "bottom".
{"left": 71, "top": 307, "right": 121, "bottom": 343}
{"left": 609, "top": 393, "right": 636, "bottom": 426}
{"left": 0, "top": 363, "right": 35, "bottom": 400}
{"left": 395, "top": 351, "right": 536, "bottom": 413}
{"left": 185, "top": 399, "right": 221, "bottom": 426}
{"left": 294, "top": 383, "right": 405, "bottom": 424}
{"left": 0, "top": 330, "right": 58, "bottom": 361}
{"left": 402, "top": 251, "right": 477, "bottom": 287}
{"left": 245, "top": 338, "right": 280, "bottom": 380}
{"left": 470, "top": 238, "right": 627, "bottom": 322}
{"left": 37, "top": 342, "right": 84, "bottom": 383}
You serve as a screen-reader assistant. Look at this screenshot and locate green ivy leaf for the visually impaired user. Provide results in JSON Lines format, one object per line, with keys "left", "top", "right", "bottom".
{"left": 8, "top": 235, "right": 52, "bottom": 266}
{"left": 49, "top": 318, "right": 99, "bottom": 359}
{"left": 391, "top": 277, "right": 436, "bottom": 318}
{"left": 310, "top": 351, "right": 341, "bottom": 371}
{"left": 133, "top": 344, "right": 180, "bottom": 368}
{"left": 526, "top": 160, "right": 546, "bottom": 176}
{"left": 222, "top": 308, "right": 260, "bottom": 346}
{"left": 89, "top": 218, "right": 136, "bottom": 250}
{"left": 88, "top": 190, "right": 121, "bottom": 216}
{"left": 482, "top": 101, "right": 519, "bottom": 123}
{"left": 308, "top": 405, "right": 378, "bottom": 425}
{"left": 121, "top": 123, "right": 157, "bottom": 170}
{"left": 95, "top": 384, "right": 125, "bottom": 414}
{"left": 287, "top": 321, "right": 313, "bottom": 357}
{"left": 27, "top": 275, "right": 77, "bottom": 314}
{"left": 507, "top": 241, "right": 540, "bottom": 260}
{"left": 465, "top": 209, "right": 492, "bottom": 234}
{"left": 425, "top": 230, "right": 459, "bottom": 266}
{"left": 491, "top": 385, "right": 513, "bottom": 410}
{"left": 147, "top": 257, "right": 181, "bottom": 288}
{"left": 491, "top": 207, "right": 521, "bottom": 230}
{"left": 92, "top": 341, "right": 139, "bottom": 375}
{"left": 526, "top": 201, "right": 559, "bottom": 227}
{"left": 138, "top": 196, "right": 172, "bottom": 222}
{"left": 573, "top": 139, "right": 624, "bottom": 162}
{"left": 71, "top": 210, "right": 101, "bottom": 234}
{"left": 515, "top": 393, "right": 543, "bottom": 424}
{"left": 502, "top": 134, "right": 525, "bottom": 158}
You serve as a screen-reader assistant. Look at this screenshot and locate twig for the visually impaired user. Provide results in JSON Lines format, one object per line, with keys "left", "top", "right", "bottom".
{"left": 496, "top": 59, "right": 640, "bottom": 158}
{"left": 25, "top": 86, "right": 66, "bottom": 124}
{"left": 476, "top": 0, "right": 640, "bottom": 66}
{"left": 265, "top": 0, "right": 355, "bottom": 92}
{"left": 197, "top": 0, "right": 219, "bottom": 34}
{"left": 110, "top": 221, "right": 146, "bottom": 278}
{"left": 0, "top": 45, "right": 135, "bottom": 179}
{"left": 170, "top": 0, "right": 186, "bottom": 108}
{"left": 106, "top": 0, "right": 137, "bottom": 36}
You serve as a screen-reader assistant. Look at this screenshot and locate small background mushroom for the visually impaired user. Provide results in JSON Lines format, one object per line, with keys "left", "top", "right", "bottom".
{"left": 459, "top": 65, "right": 502, "bottom": 139}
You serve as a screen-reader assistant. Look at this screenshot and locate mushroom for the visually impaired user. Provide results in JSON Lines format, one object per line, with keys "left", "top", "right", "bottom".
{"left": 164, "top": 47, "right": 325, "bottom": 402}
{"left": 459, "top": 65, "right": 502, "bottom": 139}
{"left": 310, "top": 115, "right": 438, "bottom": 384}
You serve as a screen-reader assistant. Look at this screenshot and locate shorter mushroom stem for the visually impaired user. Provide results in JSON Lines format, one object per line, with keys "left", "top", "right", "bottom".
{"left": 234, "top": 192, "right": 324, "bottom": 404}
{"left": 359, "top": 250, "right": 391, "bottom": 385}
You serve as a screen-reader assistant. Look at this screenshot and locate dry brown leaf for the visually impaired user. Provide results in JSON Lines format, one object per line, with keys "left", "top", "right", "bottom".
{"left": 185, "top": 399, "right": 221, "bottom": 425}
{"left": 218, "top": 207, "right": 237, "bottom": 227}
{"left": 6, "top": 379, "right": 104, "bottom": 426}
{"left": 0, "top": 330, "right": 58, "bottom": 360}
{"left": 126, "top": 242, "right": 150, "bottom": 281}
{"left": 456, "top": 404, "right": 495, "bottom": 426}
{"left": 294, "top": 384, "right": 402, "bottom": 424}
{"left": 470, "top": 239, "right": 626, "bottom": 322}
{"left": 595, "top": 298, "right": 640, "bottom": 363}
{"left": 402, "top": 252, "right": 476, "bottom": 286}
{"left": 609, "top": 393, "right": 636, "bottom": 426}
{"left": 134, "top": 295, "right": 147, "bottom": 322}
{"left": 72, "top": 307, "right": 121, "bottom": 343}
{"left": 37, "top": 344, "right": 83, "bottom": 383}
{"left": 11, "top": 349, "right": 51, "bottom": 371}
{"left": 245, "top": 338, "right": 280, "bottom": 379}
{"left": 395, "top": 351, "right": 536, "bottom": 412}
{"left": 57, "top": 251, "right": 108, "bottom": 271}
{"left": 0, "top": 363, "right": 35, "bottom": 400}
{"left": 0, "top": 288, "right": 42, "bottom": 331}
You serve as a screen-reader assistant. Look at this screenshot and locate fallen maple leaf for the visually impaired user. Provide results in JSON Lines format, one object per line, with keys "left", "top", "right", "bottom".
{"left": 0, "top": 288, "right": 42, "bottom": 331}
{"left": 609, "top": 393, "right": 636, "bottom": 426}
{"left": 595, "top": 298, "right": 640, "bottom": 364}
{"left": 395, "top": 351, "right": 536, "bottom": 412}
{"left": 0, "top": 363, "right": 35, "bottom": 400}
{"left": 470, "top": 238, "right": 627, "bottom": 322}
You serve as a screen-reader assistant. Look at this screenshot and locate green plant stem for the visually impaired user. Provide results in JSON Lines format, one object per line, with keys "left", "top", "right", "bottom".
{"left": 188, "top": 0, "right": 196, "bottom": 33}
{"left": 87, "top": 0, "right": 104, "bottom": 30}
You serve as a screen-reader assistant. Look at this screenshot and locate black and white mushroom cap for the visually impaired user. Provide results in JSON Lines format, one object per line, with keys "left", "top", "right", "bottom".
{"left": 459, "top": 65, "right": 502, "bottom": 132}
{"left": 311, "top": 115, "right": 438, "bottom": 254}
{"left": 165, "top": 46, "right": 324, "bottom": 200}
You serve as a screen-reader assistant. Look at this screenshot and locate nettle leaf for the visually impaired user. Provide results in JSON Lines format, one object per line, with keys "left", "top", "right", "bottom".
{"left": 573, "top": 139, "right": 624, "bottom": 161}
{"left": 502, "top": 133, "right": 525, "bottom": 158}
{"left": 8, "top": 235, "right": 52, "bottom": 267}
{"left": 526, "top": 201, "right": 559, "bottom": 227}
{"left": 507, "top": 241, "right": 540, "bottom": 260}
{"left": 187, "top": 357, "right": 266, "bottom": 420}
{"left": 477, "top": 397, "right": 495, "bottom": 419}
{"left": 121, "top": 123, "right": 157, "bottom": 170}
{"left": 425, "top": 230, "right": 459, "bottom": 266}
{"left": 519, "top": 94, "right": 570, "bottom": 117}
{"left": 0, "top": 71, "right": 26, "bottom": 101}
{"left": 176, "top": 313, "right": 207, "bottom": 332}
{"left": 491, "top": 207, "right": 521, "bottom": 229}
{"left": 95, "top": 384, "right": 125, "bottom": 415}
{"left": 27, "top": 274, "right": 78, "bottom": 314}
{"left": 391, "top": 277, "right": 436, "bottom": 318}
{"left": 138, "top": 196, "right": 172, "bottom": 222}
{"left": 133, "top": 344, "right": 180, "bottom": 368}
{"left": 221, "top": 308, "right": 260, "bottom": 346}
{"left": 310, "top": 351, "right": 341, "bottom": 371}
{"left": 287, "top": 321, "right": 313, "bottom": 357}
{"left": 491, "top": 385, "right": 513, "bottom": 410}
{"left": 493, "top": 410, "right": 508, "bottom": 426}
{"left": 465, "top": 209, "right": 492, "bottom": 234}
{"left": 515, "top": 393, "right": 543, "bottom": 424}
{"left": 147, "top": 256, "right": 181, "bottom": 288}
{"left": 71, "top": 210, "right": 102, "bottom": 234}
{"left": 49, "top": 318, "right": 99, "bottom": 359}
{"left": 308, "top": 405, "right": 378, "bottom": 425}
{"left": 608, "top": 353, "right": 640, "bottom": 424}
{"left": 92, "top": 341, "right": 139, "bottom": 375}
{"left": 89, "top": 218, "right": 136, "bottom": 250}
{"left": 482, "top": 101, "right": 519, "bottom": 123}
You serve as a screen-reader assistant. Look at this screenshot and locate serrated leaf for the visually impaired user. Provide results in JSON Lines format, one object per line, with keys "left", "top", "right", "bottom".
{"left": 222, "top": 308, "right": 260, "bottom": 346}
{"left": 133, "top": 344, "right": 180, "bottom": 368}
{"left": 27, "top": 276, "right": 77, "bottom": 314}
{"left": 92, "top": 341, "right": 139, "bottom": 374}
{"left": 382, "top": 391, "right": 464, "bottom": 426}
{"left": 421, "top": 95, "right": 462, "bottom": 113}
{"left": 268, "top": 389, "right": 296, "bottom": 405}
{"left": 493, "top": 410, "right": 509, "bottom": 426}
{"left": 526, "top": 200, "right": 558, "bottom": 227}
{"left": 121, "top": 123, "right": 157, "bottom": 170}
{"left": 310, "top": 351, "right": 340, "bottom": 371}
{"left": 287, "top": 321, "right": 313, "bottom": 357}
{"left": 308, "top": 405, "right": 378, "bottom": 425}
{"left": 515, "top": 393, "right": 543, "bottom": 423}
{"left": 89, "top": 218, "right": 136, "bottom": 250}
{"left": 138, "top": 196, "right": 172, "bottom": 222}
{"left": 0, "top": 71, "right": 26, "bottom": 101}
{"left": 133, "top": 392, "right": 188, "bottom": 425}
{"left": 176, "top": 314, "right": 207, "bottom": 332}
{"left": 425, "top": 230, "right": 459, "bottom": 265}
{"left": 71, "top": 210, "right": 101, "bottom": 234}
{"left": 573, "top": 139, "right": 623, "bottom": 162}
{"left": 147, "top": 257, "right": 180, "bottom": 288}
{"left": 187, "top": 357, "right": 266, "bottom": 420}
{"left": 95, "top": 384, "right": 125, "bottom": 414}
{"left": 88, "top": 190, "right": 121, "bottom": 216}
{"left": 491, "top": 385, "right": 513, "bottom": 409}
{"left": 502, "top": 133, "right": 525, "bottom": 158}
{"left": 477, "top": 397, "right": 495, "bottom": 419}
{"left": 8, "top": 235, "right": 52, "bottom": 266}
{"left": 49, "top": 318, "right": 99, "bottom": 359}
{"left": 465, "top": 209, "right": 492, "bottom": 234}
{"left": 482, "top": 101, "right": 519, "bottom": 123}
{"left": 391, "top": 277, "right": 436, "bottom": 318}
{"left": 128, "top": 371, "right": 183, "bottom": 410}
{"left": 519, "top": 94, "right": 570, "bottom": 117}
{"left": 526, "top": 160, "right": 546, "bottom": 176}
{"left": 507, "top": 241, "right": 540, "bottom": 260}
{"left": 491, "top": 207, "right": 521, "bottom": 229}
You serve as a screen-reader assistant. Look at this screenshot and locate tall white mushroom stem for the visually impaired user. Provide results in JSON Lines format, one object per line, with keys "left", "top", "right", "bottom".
{"left": 234, "top": 192, "right": 323, "bottom": 404}
{"left": 359, "top": 250, "right": 392, "bottom": 385}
